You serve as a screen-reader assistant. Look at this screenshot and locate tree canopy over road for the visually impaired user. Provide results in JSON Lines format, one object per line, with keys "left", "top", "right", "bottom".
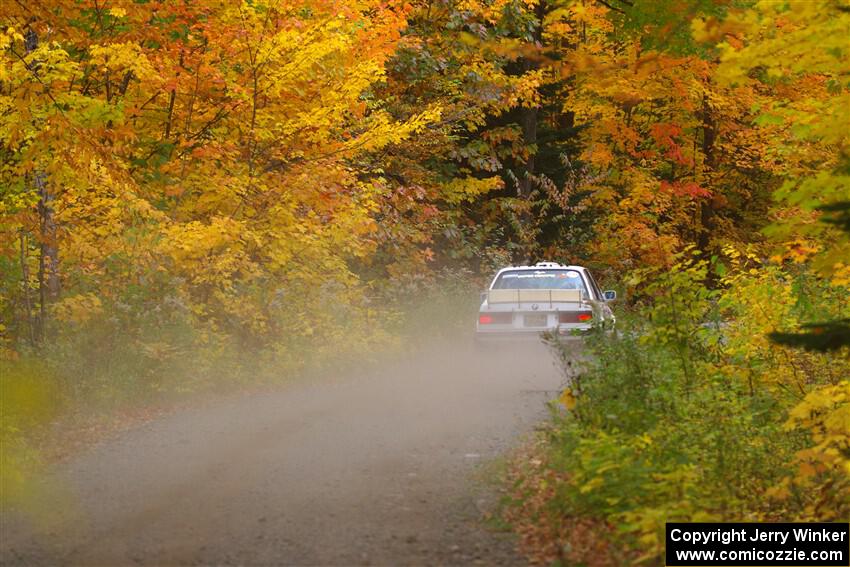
{"left": 1, "top": 1, "right": 848, "bottom": 564}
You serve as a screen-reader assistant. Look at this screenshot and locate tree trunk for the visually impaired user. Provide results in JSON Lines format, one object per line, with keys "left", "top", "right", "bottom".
{"left": 518, "top": 104, "right": 538, "bottom": 198}
{"left": 19, "top": 231, "right": 37, "bottom": 344}
{"left": 36, "top": 172, "right": 61, "bottom": 302}
{"left": 26, "top": 28, "right": 61, "bottom": 334}
{"left": 516, "top": 1, "right": 546, "bottom": 198}
{"left": 698, "top": 90, "right": 716, "bottom": 253}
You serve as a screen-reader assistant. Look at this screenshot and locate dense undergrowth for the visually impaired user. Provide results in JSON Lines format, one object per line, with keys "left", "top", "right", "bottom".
{"left": 503, "top": 252, "right": 849, "bottom": 566}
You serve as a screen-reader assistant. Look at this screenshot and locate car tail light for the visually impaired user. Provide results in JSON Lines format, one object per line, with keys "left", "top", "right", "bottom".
{"left": 559, "top": 311, "right": 593, "bottom": 323}
{"left": 479, "top": 313, "right": 512, "bottom": 324}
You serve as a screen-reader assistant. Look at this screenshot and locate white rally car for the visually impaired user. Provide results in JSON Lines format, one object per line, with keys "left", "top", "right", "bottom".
{"left": 475, "top": 262, "right": 616, "bottom": 342}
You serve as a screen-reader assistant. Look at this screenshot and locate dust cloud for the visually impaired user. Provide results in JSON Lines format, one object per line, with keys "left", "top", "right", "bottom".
{"left": 2, "top": 328, "right": 573, "bottom": 566}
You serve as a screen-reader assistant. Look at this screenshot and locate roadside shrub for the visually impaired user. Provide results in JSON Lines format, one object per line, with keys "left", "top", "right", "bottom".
{"left": 0, "top": 359, "right": 63, "bottom": 507}
{"left": 505, "top": 250, "right": 850, "bottom": 565}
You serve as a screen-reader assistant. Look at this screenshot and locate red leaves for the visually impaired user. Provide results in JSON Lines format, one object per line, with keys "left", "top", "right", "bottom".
{"left": 660, "top": 180, "right": 712, "bottom": 199}
{"left": 649, "top": 122, "right": 693, "bottom": 166}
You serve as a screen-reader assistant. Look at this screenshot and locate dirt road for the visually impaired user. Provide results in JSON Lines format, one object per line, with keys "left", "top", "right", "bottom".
{"left": 2, "top": 338, "right": 566, "bottom": 566}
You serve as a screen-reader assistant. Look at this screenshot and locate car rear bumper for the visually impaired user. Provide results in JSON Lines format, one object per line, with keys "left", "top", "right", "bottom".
{"left": 474, "top": 328, "right": 590, "bottom": 344}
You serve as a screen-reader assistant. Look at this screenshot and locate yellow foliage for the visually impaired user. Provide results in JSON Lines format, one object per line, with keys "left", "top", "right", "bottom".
{"left": 0, "top": 360, "right": 62, "bottom": 507}
{"left": 88, "top": 42, "right": 158, "bottom": 84}
{"left": 440, "top": 176, "right": 503, "bottom": 204}
{"left": 783, "top": 381, "right": 850, "bottom": 519}
{"left": 52, "top": 294, "right": 104, "bottom": 324}
{"left": 558, "top": 387, "right": 577, "bottom": 410}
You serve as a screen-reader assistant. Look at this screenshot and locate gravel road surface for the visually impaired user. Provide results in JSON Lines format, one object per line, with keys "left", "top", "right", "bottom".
{"left": 1, "top": 337, "right": 566, "bottom": 566}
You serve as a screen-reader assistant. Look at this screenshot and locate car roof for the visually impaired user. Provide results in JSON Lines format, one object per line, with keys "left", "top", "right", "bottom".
{"left": 493, "top": 262, "right": 587, "bottom": 275}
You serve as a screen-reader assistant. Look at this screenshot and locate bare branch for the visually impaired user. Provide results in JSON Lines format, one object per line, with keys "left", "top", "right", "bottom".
{"left": 594, "top": 0, "right": 626, "bottom": 14}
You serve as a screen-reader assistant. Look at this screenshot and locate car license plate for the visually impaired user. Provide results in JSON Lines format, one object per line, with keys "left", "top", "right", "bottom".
{"left": 524, "top": 314, "right": 547, "bottom": 327}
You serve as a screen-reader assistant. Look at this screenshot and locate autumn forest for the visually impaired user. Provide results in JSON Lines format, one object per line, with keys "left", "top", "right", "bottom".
{"left": 1, "top": 0, "right": 848, "bottom": 564}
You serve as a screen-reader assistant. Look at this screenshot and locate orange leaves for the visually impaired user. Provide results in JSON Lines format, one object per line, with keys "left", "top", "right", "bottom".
{"left": 660, "top": 180, "right": 712, "bottom": 199}
{"left": 569, "top": 1, "right": 612, "bottom": 28}
{"left": 456, "top": 0, "right": 519, "bottom": 26}
{"left": 649, "top": 122, "right": 693, "bottom": 166}
{"left": 557, "top": 1, "right": 788, "bottom": 271}
{"left": 0, "top": 0, "right": 445, "bottom": 345}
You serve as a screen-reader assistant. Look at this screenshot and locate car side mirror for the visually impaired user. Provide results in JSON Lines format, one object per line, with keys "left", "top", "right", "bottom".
{"left": 480, "top": 291, "right": 488, "bottom": 303}
{"left": 603, "top": 290, "right": 617, "bottom": 301}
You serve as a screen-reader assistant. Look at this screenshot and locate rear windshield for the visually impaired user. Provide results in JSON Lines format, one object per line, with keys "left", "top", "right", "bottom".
{"left": 492, "top": 269, "right": 588, "bottom": 293}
